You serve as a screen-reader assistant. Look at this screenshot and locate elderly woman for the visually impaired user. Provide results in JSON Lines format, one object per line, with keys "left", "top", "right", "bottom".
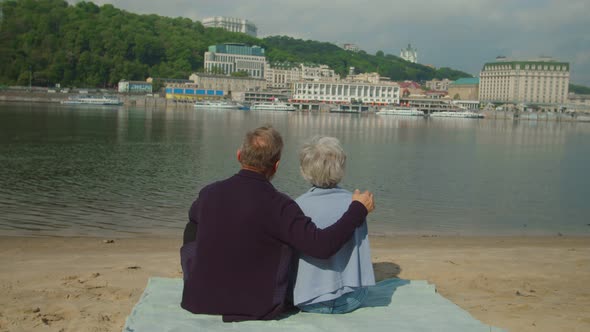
{"left": 293, "top": 136, "right": 375, "bottom": 314}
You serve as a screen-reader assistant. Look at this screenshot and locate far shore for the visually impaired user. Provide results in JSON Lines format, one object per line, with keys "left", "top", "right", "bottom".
{"left": 0, "top": 235, "right": 588, "bottom": 332}
{"left": 2, "top": 90, "right": 590, "bottom": 121}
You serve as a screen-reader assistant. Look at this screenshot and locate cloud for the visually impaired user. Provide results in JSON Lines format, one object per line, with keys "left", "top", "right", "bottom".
{"left": 68, "top": 0, "right": 590, "bottom": 85}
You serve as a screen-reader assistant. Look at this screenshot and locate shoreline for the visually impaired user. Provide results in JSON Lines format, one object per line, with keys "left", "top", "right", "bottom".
{"left": 2, "top": 93, "right": 589, "bottom": 122}
{"left": 1, "top": 235, "right": 588, "bottom": 332}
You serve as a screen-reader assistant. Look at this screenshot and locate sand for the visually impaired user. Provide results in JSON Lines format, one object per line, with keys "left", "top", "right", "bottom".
{"left": 0, "top": 235, "right": 589, "bottom": 332}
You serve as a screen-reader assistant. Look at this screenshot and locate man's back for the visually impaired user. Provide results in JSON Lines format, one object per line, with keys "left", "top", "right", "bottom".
{"left": 181, "top": 170, "right": 294, "bottom": 322}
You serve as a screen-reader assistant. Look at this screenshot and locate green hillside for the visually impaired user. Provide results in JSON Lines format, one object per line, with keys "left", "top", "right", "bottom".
{"left": 0, "top": 0, "right": 473, "bottom": 88}
{"left": 569, "top": 84, "right": 590, "bottom": 95}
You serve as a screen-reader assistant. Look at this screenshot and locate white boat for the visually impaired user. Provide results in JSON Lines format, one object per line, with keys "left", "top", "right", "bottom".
{"left": 194, "top": 100, "right": 243, "bottom": 109}
{"left": 250, "top": 102, "right": 296, "bottom": 111}
{"left": 376, "top": 107, "right": 424, "bottom": 116}
{"left": 330, "top": 105, "right": 362, "bottom": 113}
{"left": 430, "top": 111, "right": 484, "bottom": 119}
{"left": 61, "top": 95, "right": 123, "bottom": 106}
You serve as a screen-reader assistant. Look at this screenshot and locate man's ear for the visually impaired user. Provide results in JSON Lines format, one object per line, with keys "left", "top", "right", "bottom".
{"left": 236, "top": 149, "right": 242, "bottom": 162}
{"left": 273, "top": 160, "right": 280, "bottom": 172}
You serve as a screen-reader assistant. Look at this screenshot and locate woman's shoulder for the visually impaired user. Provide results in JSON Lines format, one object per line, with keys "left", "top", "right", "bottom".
{"left": 296, "top": 187, "right": 352, "bottom": 202}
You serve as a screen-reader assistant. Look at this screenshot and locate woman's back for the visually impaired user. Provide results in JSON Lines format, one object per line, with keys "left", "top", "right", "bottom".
{"left": 294, "top": 187, "right": 375, "bottom": 307}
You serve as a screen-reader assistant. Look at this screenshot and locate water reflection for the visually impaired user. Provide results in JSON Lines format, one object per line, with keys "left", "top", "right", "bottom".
{"left": 0, "top": 103, "right": 589, "bottom": 237}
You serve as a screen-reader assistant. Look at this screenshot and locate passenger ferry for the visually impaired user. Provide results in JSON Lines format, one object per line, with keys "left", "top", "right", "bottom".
{"left": 250, "top": 102, "right": 296, "bottom": 111}
{"left": 376, "top": 107, "right": 425, "bottom": 116}
{"left": 430, "top": 111, "right": 485, "bottom": 119}
{"left": 61, "top": 95, "right": 123, "bottom": 106}
{"left": 194, "top": 100, "right": 243, "bottom": 109}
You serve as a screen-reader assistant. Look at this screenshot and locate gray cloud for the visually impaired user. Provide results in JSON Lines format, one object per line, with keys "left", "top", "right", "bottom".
{"left": 70, "top": 0, "right": 590, "bottom": 85}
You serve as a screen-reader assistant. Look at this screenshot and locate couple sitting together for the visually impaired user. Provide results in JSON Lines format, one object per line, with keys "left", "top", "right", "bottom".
{"left": 181, "top": 125, "right": 376, "bottom": 322}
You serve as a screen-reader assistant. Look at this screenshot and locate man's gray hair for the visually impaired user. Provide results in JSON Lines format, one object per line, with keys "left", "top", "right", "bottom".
{"left": 299, "top": 136, "right": 346, "bottom": 188}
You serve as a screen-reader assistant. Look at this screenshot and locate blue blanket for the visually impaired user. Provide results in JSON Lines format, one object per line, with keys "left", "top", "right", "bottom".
{"left": 123, "top": 277, "right": 505, "bottom": 331}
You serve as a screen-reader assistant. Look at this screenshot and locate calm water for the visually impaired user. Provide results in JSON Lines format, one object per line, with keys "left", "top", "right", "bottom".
{"left": 1, "top": 102, "right": 589, "bottom": 237}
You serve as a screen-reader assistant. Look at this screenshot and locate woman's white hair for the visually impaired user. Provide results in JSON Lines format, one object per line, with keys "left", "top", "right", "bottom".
{"left": 299, "top": 136, "right": 346, "bottom": 188}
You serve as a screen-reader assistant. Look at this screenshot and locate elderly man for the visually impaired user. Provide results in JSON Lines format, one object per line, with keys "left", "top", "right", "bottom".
{"left": 181, "top": 126, "right": 375, "bottom": 322}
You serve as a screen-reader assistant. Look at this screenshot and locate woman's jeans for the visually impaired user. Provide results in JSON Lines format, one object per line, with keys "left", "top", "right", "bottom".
{"left": 298, "top": 287, "right": 368, "bottom": 314}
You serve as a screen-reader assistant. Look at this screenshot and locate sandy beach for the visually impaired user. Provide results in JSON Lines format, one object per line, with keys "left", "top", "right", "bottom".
{"left": 0, "top": 235, "right": 588, "bottom": 332}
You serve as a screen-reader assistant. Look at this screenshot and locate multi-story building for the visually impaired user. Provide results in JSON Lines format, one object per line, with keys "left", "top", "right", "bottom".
{"left": 448, "top": 78, "right": 479, "bottom": 101}
{"left": 264, "top": 63, "right": 339, "bottom": 89}
{"left": 264, "top": 63, "right": 302, "bottom": 90}
{"left": 204, "top": 43, "right": 266, "bottom": 79}
{"left": 479, "top": 57, "right": 570, "bottom": 105}
{"left": 425, "top": 78, "right": 452, "bottom": 91}
{"left": 189, "top": 73, "right": 267, "bottom": 95}
{"left": 301, "top": 64, "right": 340, "bottom": 82}
{"left": 400, "top": 44, "right": 418, "bottom": 63}
{"left": 292, "top": 81, "right": 400, "bottom": 105}
{"left": 347, "top": 72, "right": 393, "bottom": 84}
{"left": 202, "top": 16, "right": 257, "bottom": 37}
{"left": 244, "top": 91, "right": 291, "bottom": 103}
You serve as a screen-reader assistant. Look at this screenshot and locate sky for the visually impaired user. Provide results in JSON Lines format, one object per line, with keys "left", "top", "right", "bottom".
{"left": 70, "top": 0, "right": 590, "bottom": 86}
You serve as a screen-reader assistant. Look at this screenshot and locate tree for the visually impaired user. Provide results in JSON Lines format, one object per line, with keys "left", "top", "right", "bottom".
{"left": 231, "top": 70, "right": 249, "bottom": 77}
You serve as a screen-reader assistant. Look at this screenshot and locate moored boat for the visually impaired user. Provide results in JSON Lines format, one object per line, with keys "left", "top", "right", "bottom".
{"left": 61, "top": 95, "right": 123, "bottom": 106}
{"left": 250, "top": 102, "right": 296, "bottom": 111}
{"left": 194, "top": 100, "right": 243, "bottom": 109}
{"left": 330, "top": 106, "right": 362, "bottom": 113}
{"left": 376, "top": 107, "right": 424, "bottom": 116}
{"left": 430, "top": 111, "right": 484, "bottom": 119}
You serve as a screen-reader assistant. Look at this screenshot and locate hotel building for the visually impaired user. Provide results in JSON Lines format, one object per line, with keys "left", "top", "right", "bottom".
{"left": 202, "top": 16, "right": 257, "bottom": 37}
{"left": 479, "top": 58, "right": 570, "bottom": 105}
{"left": 204, "top": 43, "right": 266, "bottom": 79}
{"left": 292, "top": 81, "right": 400, "bottom": 105}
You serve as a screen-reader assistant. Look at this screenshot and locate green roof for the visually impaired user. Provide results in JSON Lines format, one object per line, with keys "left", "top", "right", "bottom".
{"left": 452, "top": 78, "right": 479, "bottom": 85}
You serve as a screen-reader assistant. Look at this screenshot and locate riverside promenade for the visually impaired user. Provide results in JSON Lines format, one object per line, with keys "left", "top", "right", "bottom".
{"left": 2, "top": 89, "right": 590, "bottom": 121}
{"left": 0, "top": 89, "right": 167, "bottom": 108}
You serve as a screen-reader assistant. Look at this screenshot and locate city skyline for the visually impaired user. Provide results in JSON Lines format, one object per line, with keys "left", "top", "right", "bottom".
{"left": 69, "top": 0, "right": 590, "bottom": 86}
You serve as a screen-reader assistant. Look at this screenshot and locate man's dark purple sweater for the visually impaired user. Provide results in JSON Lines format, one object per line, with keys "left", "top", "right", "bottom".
{"left": 181, "top": 169, "right": 368, "bottom": 322}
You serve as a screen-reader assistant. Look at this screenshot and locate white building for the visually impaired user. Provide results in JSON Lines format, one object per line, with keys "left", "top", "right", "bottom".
{"left": 346, "top": 72, "right": 392, "bottom": 84}
{"left": 204, "top": 43, "right": 266, "bottom": 79}
{"left": 264, "top": 63, "right": 303, "bottom": 90}
{"left": 479, "top": 57, "right": 570, "bottom": 105}
{"left": 202, "top": 16, "right": 257, "bottom": 37}
{"left": 400, "top": 44, "right": 418, "bottom": 63}
{"left": 342, "top": 43, "right": 360, "bottom": 52}
{"left": 264, "top": 63, "right": 339, "bottom": 89}
{"left": 292, "top": 81, "right": 400, "bottom": 105}
{"left": 301, "top": 64, "right": 340, "bottom": 82}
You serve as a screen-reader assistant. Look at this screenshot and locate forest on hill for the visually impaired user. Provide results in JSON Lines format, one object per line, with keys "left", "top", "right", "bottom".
{"left": 2, "top": 0, "right": 475, "bottom": 88}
